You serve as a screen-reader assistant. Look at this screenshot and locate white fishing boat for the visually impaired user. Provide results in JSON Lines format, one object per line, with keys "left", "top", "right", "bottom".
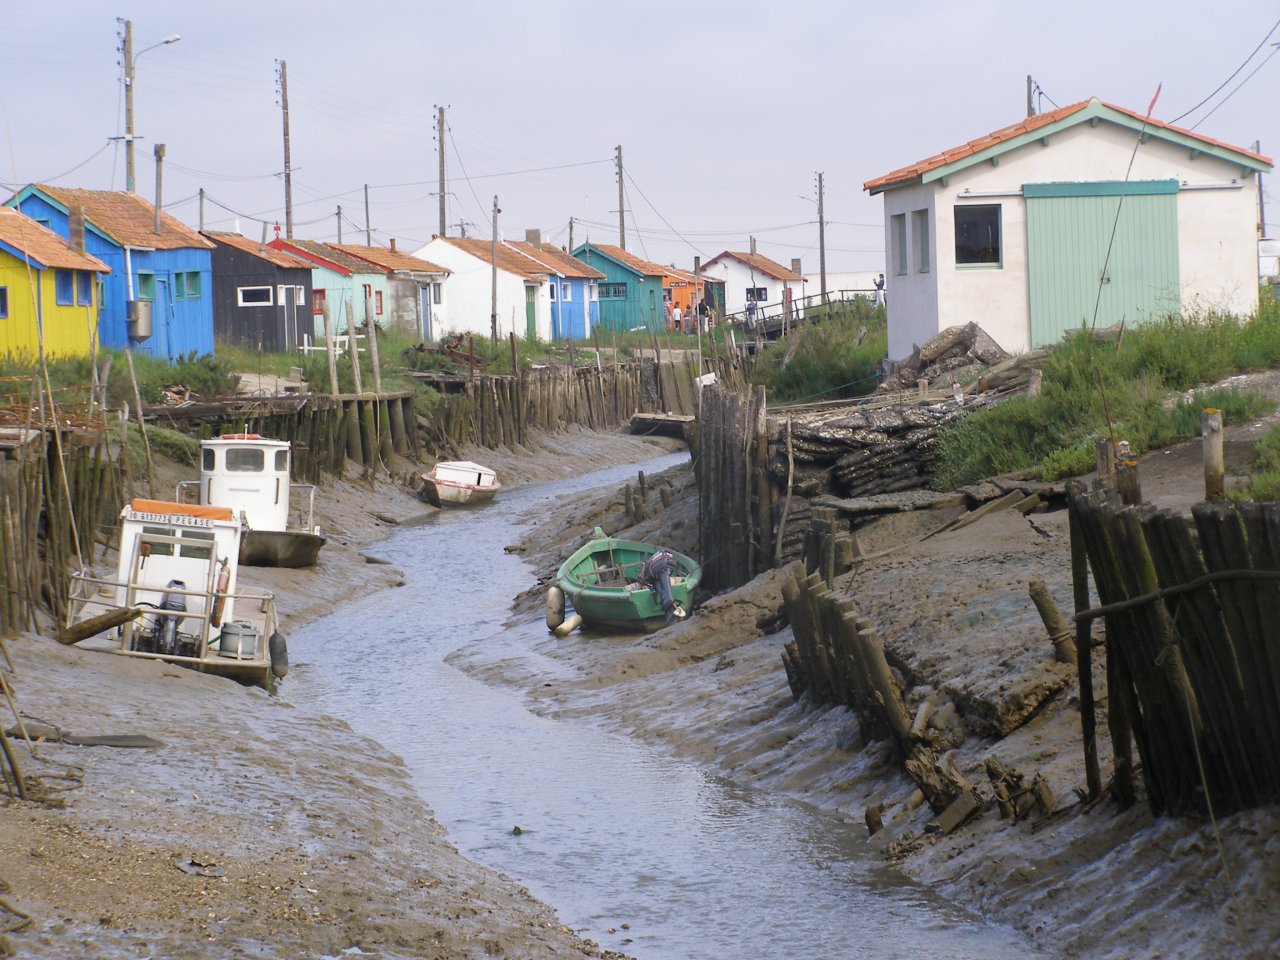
{"left": 417, "top": 460, "right": 501, "bottom": 508}
{"left": 64, "top": 498, "right": 288, "bottom": 689}
{"left": 177, "top": 433, "right": 326, "bottom": 568}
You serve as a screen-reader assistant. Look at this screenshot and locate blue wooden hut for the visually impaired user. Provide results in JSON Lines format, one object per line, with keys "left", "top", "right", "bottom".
{"left": 571, "top": 242, "right": 667, "bottom": 332}
{"left": 8, "top": 185, "right": 215, "bottom": 361}
{"left": 514, "top": 237, "right": 604, "bottom": 341}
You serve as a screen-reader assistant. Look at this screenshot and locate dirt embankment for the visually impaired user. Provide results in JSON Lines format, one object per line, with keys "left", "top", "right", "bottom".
{"left": 0, "top": 426, "right": 678, "bottom": 960}
{"left": 463, "top": 414, "right": 1280, "bottom": 960}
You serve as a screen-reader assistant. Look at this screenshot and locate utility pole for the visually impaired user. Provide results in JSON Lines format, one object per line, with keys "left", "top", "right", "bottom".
{"left": 616, "top": 144, "right": 625, "bottom": 250}
{"left": 153, "top": 144, "right": 165, "bottom": 234}
{"left": 277, "top": 60, "right": 294, "bottom": 238}
{"left": 123, "top": 20, "right": 135, "bottom": 192}
{"left": 120, "top": 19, "right": 180, "bottom": 193}
{"left": 337, "top": 205, "right": 343, "bottom": 243}
{"left": 1257, "top": 140, "right": 1268, "bottom": 237}
{"left": 491, "top": 195, "right": 501, "bottom": 344}
{"left": 198, "top": 187, "right": 204, "bottom": 232}
{"left": 568, "top": 216, "right": 574, "bottom": 252}
{"left": 364, "top": 184, "right": 371, "bottom": 245}
{"left": 1026, "top": 75, "right": 1035, "bottom": 117}
{"left": 437, "top": 106, "right": 447, "bottom": 237}
{"left": 817, "top": 171, "right": 828, "bottom": 302}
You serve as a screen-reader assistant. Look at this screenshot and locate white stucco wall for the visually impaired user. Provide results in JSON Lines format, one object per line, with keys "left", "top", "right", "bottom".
{"left": 411, "top": 239, "right": 549, "bottom": 340}
{"left": 703, "top": 258, "right": 805, "bottom": 316}
{"left": 877, "top": 116, "right": 1265, "bottom": 360}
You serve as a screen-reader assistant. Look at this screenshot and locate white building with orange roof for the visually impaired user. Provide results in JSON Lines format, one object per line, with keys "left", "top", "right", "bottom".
{"left": 864, "top": 97, "right": 1273, "bottom": 361}
{"left": 699, "top": 250, "right": 806, "bottom": 322}
{"left": 411, "top": 235, "right": 551, "bottom": 340}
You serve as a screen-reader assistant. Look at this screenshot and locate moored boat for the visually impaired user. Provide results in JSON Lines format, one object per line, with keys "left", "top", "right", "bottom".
{"left": 554, "top": 527, "right": 700, "bottom": 632}
{"left": 418, "top": 460, "right": 501, "bottom": 507}
{"left": 177, "top": 433, "right": 326, "bottom": 568}
{"left": 64, "top": 498, "right": 289, "bottom": 689}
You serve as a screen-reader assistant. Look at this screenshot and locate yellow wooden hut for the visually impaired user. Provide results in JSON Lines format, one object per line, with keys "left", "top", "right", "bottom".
{"left": 0, "top": 206, "right": 110, "bottom": 359}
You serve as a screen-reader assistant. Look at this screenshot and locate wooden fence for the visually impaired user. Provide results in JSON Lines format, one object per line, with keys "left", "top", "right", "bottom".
{"left": 1071, "top": 492, "right": 1280, "bottom": 818}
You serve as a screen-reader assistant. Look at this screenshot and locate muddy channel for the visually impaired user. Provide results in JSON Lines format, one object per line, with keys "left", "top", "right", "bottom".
{"left": 285, "top": 453, "right": 1047, "bottom": 960}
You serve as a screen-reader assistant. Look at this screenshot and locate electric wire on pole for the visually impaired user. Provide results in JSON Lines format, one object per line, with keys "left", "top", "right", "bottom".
{"left": 616, "top": 145, "right": 626, "bottom": 250}
{"left": 276, "top": 60, "right": 294, "bottom": 238}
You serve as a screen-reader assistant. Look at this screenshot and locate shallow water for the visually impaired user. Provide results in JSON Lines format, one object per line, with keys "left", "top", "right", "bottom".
{"left": 287, "top": 454, "right": 1050, "bottom": 960}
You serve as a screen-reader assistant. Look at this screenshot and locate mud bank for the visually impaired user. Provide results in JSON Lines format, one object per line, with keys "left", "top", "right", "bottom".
{"left": 475, "top": 427, "right": 1280, "bottom": 960}
{"left": 0, "top": 426, "right": 678, "bottom": 960}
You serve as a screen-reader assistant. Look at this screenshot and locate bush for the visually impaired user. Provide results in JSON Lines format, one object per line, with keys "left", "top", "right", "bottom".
{"left": 933, "top": 311, "right": 1280, "bottom": 489}
{"left": 752, "top": 309, "right": 887, "bottom": 403}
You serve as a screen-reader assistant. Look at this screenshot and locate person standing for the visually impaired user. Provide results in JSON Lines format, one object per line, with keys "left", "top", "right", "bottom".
{"left": 672, "top": 303, "right": 683, "bottom": 334}
{"left": 874, "top": 274, "right": 886, "bottom": 308}
{"left": 745, "top": 296, "right": 757, "bottom": 327}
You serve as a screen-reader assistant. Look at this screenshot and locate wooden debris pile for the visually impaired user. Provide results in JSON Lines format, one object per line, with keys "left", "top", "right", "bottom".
{"left": 877, "top": 322, "right": 1009, "bottom": 393}
{"left": 771, "top": 398, "right": 973, "bottom": 501}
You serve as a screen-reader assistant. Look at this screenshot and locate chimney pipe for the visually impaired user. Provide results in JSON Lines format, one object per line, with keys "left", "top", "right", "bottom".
{"left": 69, "top": 206, "right": 86, "bottom": 253}
{"left": 525, "top": 228, "right": 542, "bottom": 247}
{"left": 791, "top": 258, "right": 802, "bottom": 275}
{"left": 390, "top": 238, "right": 397, "bottom": 253}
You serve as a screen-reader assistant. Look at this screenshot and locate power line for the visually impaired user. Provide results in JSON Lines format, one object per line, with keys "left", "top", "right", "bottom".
{"left": 1171, "top": 17, "right": 1280, "bottom": 124}
{"left": 624, "top": 169, "right": 707, "bottom": 258}
{"left": 1190, "top": 45, "right": 1280, "bottom": 130}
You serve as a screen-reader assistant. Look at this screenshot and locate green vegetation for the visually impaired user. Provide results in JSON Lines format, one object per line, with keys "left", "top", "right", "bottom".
{"left": 1243, "top": 423, "right": 1280, "bottom": 501}
{"left": 751, "top": 299, "right": 887, "bottom": 403}
{"left": 933, "top": 302, "right": 1280, "bottom": 489}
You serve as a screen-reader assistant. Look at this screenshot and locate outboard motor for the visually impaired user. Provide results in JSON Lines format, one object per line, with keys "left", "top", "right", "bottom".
{"left": 158, "top": 579, "right": 188, "bottom": 655}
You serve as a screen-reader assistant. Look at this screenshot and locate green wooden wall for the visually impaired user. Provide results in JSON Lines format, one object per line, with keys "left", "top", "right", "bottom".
{"left": 1026, "top": 180, "right": 1180, "bottom": 346}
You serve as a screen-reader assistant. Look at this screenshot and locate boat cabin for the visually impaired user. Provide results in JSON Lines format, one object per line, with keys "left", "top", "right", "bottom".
{"left": 66, "top": 498, "right": 283, "bottom": 685}
{"left": 178, "top": 434, "right": 316, "bottom": 534}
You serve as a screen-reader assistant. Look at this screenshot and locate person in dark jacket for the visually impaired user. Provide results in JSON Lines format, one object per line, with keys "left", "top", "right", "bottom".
{"left": 639, "top": 549, "right": 681, "bottom": 625}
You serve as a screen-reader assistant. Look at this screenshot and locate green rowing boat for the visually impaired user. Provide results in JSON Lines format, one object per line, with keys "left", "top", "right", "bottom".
{"left": 555, "top": 528, "right": 701, "bottom": 632}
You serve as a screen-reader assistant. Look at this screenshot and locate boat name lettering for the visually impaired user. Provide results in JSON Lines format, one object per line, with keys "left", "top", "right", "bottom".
{"left": 127, "top": 511, "right": 216, "bottom": 527}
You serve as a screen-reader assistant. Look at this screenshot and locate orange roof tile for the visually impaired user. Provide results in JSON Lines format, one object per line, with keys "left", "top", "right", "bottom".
{"left": 864, "top": 98, "right": 1273, "bottom": 193}
{"left": 328, "top": 243, "right": 450, "bottom": 275}
{"left": 206, "top": 231, "right": 313, "bottom": 269}
{"left": 439, "top": 237, "right": 549, "bottom": 281}
{"left": 34, "top": 185, "right": 212, "bottom": 250}
{"left": 582, "top": 243, "right": 667, "bottom": 277}
{"left": 0, "top": 206, "right": 110, "bottom": 272}
{"left": 510, "top": 242, "right": 605, "bottom": 279}
{"left": 704, "top": 251, "right": 803, "bottom": 282}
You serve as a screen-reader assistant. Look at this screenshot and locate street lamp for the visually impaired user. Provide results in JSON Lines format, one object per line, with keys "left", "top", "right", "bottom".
{"left": 122, "top": 20, "right": 181, "bottom": 193}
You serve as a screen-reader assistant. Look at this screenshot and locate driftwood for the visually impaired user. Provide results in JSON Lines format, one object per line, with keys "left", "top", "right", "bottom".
{"left": 55, "top": 606, "right": 141, "bottom": 646}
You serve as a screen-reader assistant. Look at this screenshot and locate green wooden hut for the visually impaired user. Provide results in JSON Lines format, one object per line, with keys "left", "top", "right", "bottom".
{"left": 571, "top": 242, "right": 667, "bottom": 332}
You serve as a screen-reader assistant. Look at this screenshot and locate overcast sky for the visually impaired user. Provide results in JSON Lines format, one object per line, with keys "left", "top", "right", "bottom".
{"left": 3, "top": 1, "right": 1277, "bottom": 275}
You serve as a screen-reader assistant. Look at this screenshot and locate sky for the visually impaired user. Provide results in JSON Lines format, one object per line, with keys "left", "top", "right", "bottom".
{"left": 2, "top": 0, "right": 1277, "bottom": 277}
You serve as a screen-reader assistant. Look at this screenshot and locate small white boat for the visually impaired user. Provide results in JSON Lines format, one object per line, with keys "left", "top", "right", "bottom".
{"left": 176, "top": 433, "right": 326, "bottom": 568}
{"left": 418, "top": 460, "right": 501, "bottom": 507}
{"left": 65, "top": 498, "right": 288, "bottom": 689}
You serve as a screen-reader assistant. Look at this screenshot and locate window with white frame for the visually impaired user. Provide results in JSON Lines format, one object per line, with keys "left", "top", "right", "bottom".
{"left": 549, "top": 284, "right": 557, "bottom": 302}
{"left": 562, "top": 283, "right": 572, "bottom": 301}
{"left": 912, "top": 209, "right": 930, "bottom": 273}
{"left": 432, "top": 282, "right": 442, "bottom": 304}
{"left": 955, "top": 204, "right": 1002, "bottom": 265}
{"left": 237, "top": 286, "right": 273, "bottom": 306}
{"left": 891, "top": 214, "right": 907, "bottom": 275}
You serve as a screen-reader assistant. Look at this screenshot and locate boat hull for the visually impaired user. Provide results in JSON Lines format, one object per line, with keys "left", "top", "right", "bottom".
{"left": 419, "top": 477, "right": 502, "bottom": 508}
{"left": 555, "top": 532, "right": 700, "bottom": 633}
{"left": 240, "top": 530, "right": 327, "bottom": 568}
